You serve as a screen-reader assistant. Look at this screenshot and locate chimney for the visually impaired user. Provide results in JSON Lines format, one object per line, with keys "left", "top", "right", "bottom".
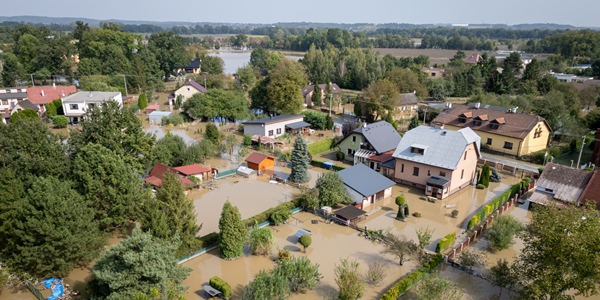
{"left": 513, "top": 107, "right": 518, "bottom": 114}
{"left": 475, "top": 102, "right": 481, "bottom": 109}
{"left": 363, "top": 122, "right": 367, "bottom": 128}
{"left": 413, "top": 90, "right": 416, "bottom": 94}
{"left": 448, "top": 103, "right": 452, "bottom": 109}
{"left": 88, "top": 92, "right": 93, "bottom": 97}
{"left": 440, "top": 124, "right": 445, "bottom": 130}
{"left": 52, "top": 83, "right": 56, "bottom": 88}
{"left": 41, "top": 90, "right": 45, "bottom": 97}
{"left": 61, "top": 91, "right": 65, "bottom": 97}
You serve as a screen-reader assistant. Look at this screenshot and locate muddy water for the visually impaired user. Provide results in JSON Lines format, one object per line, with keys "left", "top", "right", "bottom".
{"left": 182, "top": 211, "right": 417, "bottom": 300}
{"left": 359, "top": 174, "right": 522, "bottom": 252}
{"left": 191, "top": 167, "right": 321, "bottom": 236}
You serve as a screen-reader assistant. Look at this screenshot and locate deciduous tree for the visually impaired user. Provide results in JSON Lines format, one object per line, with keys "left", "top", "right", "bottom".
{"left": 413, "top": 274, "right": 463, "bottom": 300}
{"left": 265, "top": 59, "right": 308, "bottom": 114}
{"left": 334, "top": 258, "right": 364, "bottom": 300}
{"left": 486, "top": 215, "right": 523, "bottom": 250}
{"left": 148, "top": 32, "right": 188, "bottom": 80}
{"left": 315, "top": 172, "right": 352, "bottom": 207}
{"left": 273, "top": 256, "right": 322, "bottom": 293}
{"left": 183, "top": 89, "right": 248, "bottom": 122}
{"left": 457, "top": 248, "right": 487, "bottom": 271}
{"left": 489, "top": 258, "right": 517, "bottom": 297}
{"left": 242, "top": 270, "right": 290, "bottom": 300}
{"left": 381, "top": 233, "right": 417, "bottom": 266}
{"left": 9, "top": 109, "right": 39, "bottom": 123}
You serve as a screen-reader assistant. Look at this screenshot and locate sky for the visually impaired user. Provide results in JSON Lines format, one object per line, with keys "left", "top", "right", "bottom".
{"left": 2, "top": 0, "right": 599, "bottom": 27}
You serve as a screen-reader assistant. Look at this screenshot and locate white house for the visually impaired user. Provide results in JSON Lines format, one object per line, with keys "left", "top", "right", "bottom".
{"left": 62, "top": 91, "right": 122, "bottom": 124}
{"left": 242, "top": 115, "right": 311, "bottom": 138}
{"left": 168, "top": 80, "right": 206, "bottom": 106}
{"left": 0, "top": 86, "right": 28, "bottom": 113}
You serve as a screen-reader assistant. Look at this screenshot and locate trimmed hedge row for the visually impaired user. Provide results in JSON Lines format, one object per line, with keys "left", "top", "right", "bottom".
{"left": 307, "top": 138, "right": 335, "bottom": 155}
{"left": 435, "top": 232, "right": 457, "bottom": 253}
{"left": 380, "top": 254, "right": 444, "bottom": 300}
{"left": 467, "top": 178, "right": 531, "bottom": 230}
{"left": 209, "top": 276, "right": 233, "bottom": 298}
{"left": 311, "top": 159, "right": 346, "bottom": 171}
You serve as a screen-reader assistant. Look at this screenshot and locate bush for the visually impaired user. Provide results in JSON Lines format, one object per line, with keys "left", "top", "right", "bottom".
{"left": 476, "top": 183, "right": 485, "bottom": 189}
{"left": 302, "top": 110, "right": 327, "bottom": 130}
{"left": 451, "top": 209, "right": 459, "bottom": 218}
{"left": 278, "top": 248, "right": 291, "bottom": 261}
{"left": 249, "top": 228, "right": 275, "bottom": 256}
{"left": 209, "top": 276, "right": 233, "bottom": 298}
{"left": 365, "top": 261, "right": 387, "bottom": 286}
{"left": 435, "top": 232, "right": 456, "bottom": 253}
{"left": 238, "top": 123, "right": 244, "bottom": 132}
{"left": 161, "top": 115, "right": 184, "bottom": 126}
{"left": 336, "top": 151, "right": 345, "bottom": 161}
{"left": 395, "top": 195, "right": 406, "bottom": 206}
{"left": 467, "top": 179, "right": 530, "bottom": 230}
{"left": 538, "top": 167, "right": 545, "bottom": 175}
{"left": 52, "top": 115, "right": 68, "bottom": 128}
{"left": 307, "top": 138, "right": 334, "bottom": 155}
{"left": 243, "top": 134, "right": 252, "bottom": 146}
{"left": 270, "top": 206, "right": 292, "bottom": 225}
{"left": 299, "top": 234, "right": 312, "bottom": 252}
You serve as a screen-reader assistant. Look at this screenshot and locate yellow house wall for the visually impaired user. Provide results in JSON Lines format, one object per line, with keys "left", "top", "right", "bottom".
{"left": 444, "top": 125, "right": 525, "bottom": 156}
{"left": 521, "top": 121, "right": 551, "bottom": 155}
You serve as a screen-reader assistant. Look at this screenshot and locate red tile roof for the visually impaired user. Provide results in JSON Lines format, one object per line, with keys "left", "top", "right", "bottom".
{"left": 580, "top": 170, "right": 600, "bottom": 208}
{"left": 173, "top": 164, "right": 211, "bottom": 175}
{"left": 146, "top": 104, "right": 160, "bottom": 111}
{"left": 245, "top": 152, "right": 272, "bottom": 165}
{"left": 27, "top": 86, "right": 77, "bottom": 105}
{"left": 465, "top": 54, "right": 482, "bottom": 64}
{"left": 368, "top": 150, "right": 395, "bottom": 163}
{"left": 146, "top": 163, "right": 196, "bottom": 187}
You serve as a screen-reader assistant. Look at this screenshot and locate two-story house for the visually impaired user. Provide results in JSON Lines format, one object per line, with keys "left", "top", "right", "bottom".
{"left": 393, "top": 92, "right": 421, "bottom": 121}
{"left": 336, "top": 121, "right": 402, "bottom": 171}
{"left": 391, "top": 125, "right": 480, "bottom": 199}
{"left": 0, "top": 86, "right": 28, "bottom": 113}
{"left": 432, "top": 103, "right": 552, "bottom": 157}
{"left": 301, "top": 83, "right": 342, "bottom": 109}
{"left": 62, "top": 91, "right": 123, "bottom": 124}
{"left": 168, "top": 80, "right": 206, "bottom": 106}
{"left": 27, "top": 85, "right": 77, "bottom": 114}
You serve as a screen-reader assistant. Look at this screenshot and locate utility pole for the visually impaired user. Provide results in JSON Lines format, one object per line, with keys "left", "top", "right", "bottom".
{"left": 329, "top": 93, "right": 332, "bottom": 117}
{"left": 576, "top": 135, "right": 586, "bottom": 169}
{"left": 30, "top": 74, "right": 35, "bottom": 87}
{"left": 122, "top": 74, "right": 128, "bottom": 96}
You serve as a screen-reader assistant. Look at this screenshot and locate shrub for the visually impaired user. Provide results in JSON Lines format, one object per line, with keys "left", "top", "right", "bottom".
{"left": 52, "top": 115, "right": 68, "bottom": 128}
{"left": 336, "top": 151, "right": 345, "bottom": 161}
{"left": 538, "top": 167, "right": 545, "bottom": 175}
{"left": 249, "top": 228, "right": 275, "bottom": 256}
{"left": 270, "top": 206, "right": 292, "bottom": 225}
{"left": 395, "top": 195, "right": 406, "bottom": 206}
{"left": 302, "top": 110, "right": 327, "bottom": 130}
{"left": 209, "top": 276, "right": 233, "bottom": 298}
{"left": 365, "top": 261, "right": 387, "bottom": 286}
{"left": 243, "top": 134, "right": 252, "bottom": 146}
{"left": 476, "top": 183, "right": 485, "bottom": 189}
{"left": 478, "top": 164, "right": 491, "bottom": 187}
{"left": 299, "top": 234, "right": 312, "bottom": 253}
{"left": 278, "top": 247, "right": 291, "bottom": 261}
{"left": 161, "top": 115, "right": 184, "bottom": 126}
{"left": 435, "top": 232, "right": 456, "bottom": 253}
{"left": 238, "top": 123, "right": 244, "bottom": 132}
{"left": 451, "top": 209, "right": 459, "bottom": 218}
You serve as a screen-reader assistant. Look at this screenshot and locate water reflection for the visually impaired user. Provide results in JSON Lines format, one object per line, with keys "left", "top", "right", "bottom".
{"left": 209, "top": 51, "right": 302, "bottom": 75}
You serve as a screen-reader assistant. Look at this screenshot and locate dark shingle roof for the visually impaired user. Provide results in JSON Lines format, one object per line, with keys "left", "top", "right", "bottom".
{"left": 16, "top": 100, "right": 39, "bottom": 112}
{"left": 301, "top": 83, "right": 342, "bottom": 97}
{"left": 432, "top": 104, "right": 552, "bottom": 140}
{"left": 0, "top": 92, "right": 27, "bottom": 100}
{"left": 394, "top": 93, "right": 420, "bottom": 106}
{"left": 338, "top": 164, "right": 396, "bottom": 197}
{"left": 182, "top": 80, "right": 206, "bottom": 93}
{"left": 334, "top": 205, "right": 366, "bottom": 221}
{"left": 350, "top": 121, "right": 402, "bottom": 154}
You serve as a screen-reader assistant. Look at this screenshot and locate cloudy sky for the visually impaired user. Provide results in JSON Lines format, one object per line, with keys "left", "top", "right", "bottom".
{"left": 2, "top": 0, "right": 599, "bottom": 27}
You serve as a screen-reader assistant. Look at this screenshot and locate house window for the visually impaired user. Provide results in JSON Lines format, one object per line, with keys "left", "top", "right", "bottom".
{"left": 439, "top": 171, "right": 446, "bottom": 177}
{"left": 504, "top": 142, "right": 513, "bottom": 150}
{"left": 474, "top": 120, "right": 482, "bottom": 126}
{"left": 276, "top": 128, "right": 282, "bottom": 135}
{"left": 431, "top": 72, "right": 436, "bottom": 77}
{"left": 352, "top": 135, "right": 356, "bottom": 143}
{"left": 401, "top": 164, "right": 404, "bottom": 173}
{"left": 534, "top": 128, "right": 542, "bottom": 138}
{"left": 464, "top": 151, "right": 467, "bottom": 160}
{"left": 461, "top": 169, "right": 464, "bottom": 179}
{"left": 427, "top": 170, "right": 431, "bottom": 176}
{"left": 5, "top": 89, "right": 9, "bottom": 93}
{"left": 411, "top": 147, "right": 425, "bottom": 155}
{"left": 1, "top": 100, "right": 7, "bottom": 105}
{"left": 268, "top": 130, "right": 274, "bottom": 136}
{"left": 17, "top": 89, "right": 22, "bottom": 92}
{"left": 487, "top": 138, "right": 492, "bottom": 145}
{"left": 444, "top": 188, "right": 449, "bottom": 194}
{"left": 187, "top": 88, "right": 190, "bottom": 91}
{"left": 413, "top": 167, "right": 419, "bottom": 176}
{"left": 88, "top": 103, "right": 95, "bottom": 109}
{"left": 69, "top": 104, "right": 78, "bottom": 110}
{"left": 459, "top": 117, "right": 467, "bottom": 123}
{"left": 545, "top": 188, "right": 554, "bottom": 193}
{"left": 491, "top": 123, "right": 499, "bottom": 129}
{"left": 347, "top": 149, "right": 354, "bottom": 156}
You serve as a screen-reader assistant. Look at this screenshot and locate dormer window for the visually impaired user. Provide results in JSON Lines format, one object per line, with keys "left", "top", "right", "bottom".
{"left": 473, "top": 114, "right": 488, "bottom": 126}
{"left": 410, "top": 144, "right": 429, "bottom": 155}
{"left": 459, "top": 117, "right": 467, "bottom": 123}
{"left": 490, "top": 118, "right": 506, "bottom": 130}
{"left": 458, "top": 112, "right": 472, "bottom": 123}
{"left": 474, "top": 120, "right": 482, "bottom": 126}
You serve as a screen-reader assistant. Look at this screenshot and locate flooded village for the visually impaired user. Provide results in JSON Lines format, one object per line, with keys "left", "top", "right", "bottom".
{"left": 1, "top": 11, "right": 600, "bottom": 300}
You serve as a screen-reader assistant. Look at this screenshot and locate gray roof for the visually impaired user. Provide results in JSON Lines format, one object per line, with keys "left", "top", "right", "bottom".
{"left": 285, "top": 121, "right": 311, "bottom": 130}
{"left": 0, "top": 92, "right": 27, "bottom": 100}
{"left": 148, "top": 111, "right": 172, "bottom": 117}
{"left": 381, "top": 159, "right": 395, "bottom": 169}
{"left": 426, "top": 176, "right": 451, "bottom": 188}
{"left": 395, "top": 93, "right": 420, "bottom": 106}
{"left": 15, "top": 100, "right": 39, "bottom": 112}
{"left": 337, "top": 164, "right": 396, "bottom": 197}
{"left": 392, "top": 125, "right": 480, "bottom": 170}
{"left": 182, "top": 80, "right": 206, "bottom": 93}
{"left": 351, "top": 121, "right": 402, "bottom": 154}
{"left": 62, "top": 91, "right": 121, "bottom": 103}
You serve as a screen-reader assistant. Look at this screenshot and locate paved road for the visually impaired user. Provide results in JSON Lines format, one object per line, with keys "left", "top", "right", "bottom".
{"left": 481, "top": 153, "right": 542, "bottom": 174}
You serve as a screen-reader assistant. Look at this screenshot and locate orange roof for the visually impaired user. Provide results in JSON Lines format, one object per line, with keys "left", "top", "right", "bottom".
{"left": 173, "top": 164, "right": 211, "bottom": 175}
{"left": 146, "top": 163, "right": 196, "bottom": 187}
{"left": 27, "top": 86, "right": 77, "bottom": 105}
{"left": 146, "top": 104, "right": 160, "bottom": 110}
{"left": 245, "top": 152, "right": 273, "bottom": 165}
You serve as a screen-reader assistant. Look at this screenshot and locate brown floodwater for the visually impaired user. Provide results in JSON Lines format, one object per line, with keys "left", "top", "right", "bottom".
{"left": 182, "top": 211, "right": 419, "bottom": 300}
{"left": 190, "top": 166, "right": 321, "bottom": 236}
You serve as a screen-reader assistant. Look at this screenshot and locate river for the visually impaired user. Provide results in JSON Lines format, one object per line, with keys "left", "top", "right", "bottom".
{"left": 209, "top": 51, "right": 303, "bottom": 75}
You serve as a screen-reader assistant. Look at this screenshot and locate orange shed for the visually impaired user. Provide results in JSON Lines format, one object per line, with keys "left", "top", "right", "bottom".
{"left": 245, "top": 152, "right": 275, "bottom": 171}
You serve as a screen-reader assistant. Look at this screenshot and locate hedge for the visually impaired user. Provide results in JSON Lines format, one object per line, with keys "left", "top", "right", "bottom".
{"left": 311, "top": 159, "right": 346, "bottom": 171}
{"left": 307, "top": 138, "right": 335, "bottom": 155}
{"left": 380, "top": 254, "right": 444, "bottom": 300}
{"left": 435, "top": 232, "right": 456, "bottom": 253}
{"left": 466, "top": 178, "right": 531, "bottom": 230}
{"left": 209, "top": 276, "right": 233, "bottom": 298}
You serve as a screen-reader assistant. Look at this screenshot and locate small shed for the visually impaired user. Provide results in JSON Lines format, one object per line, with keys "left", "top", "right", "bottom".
{"left": 173, "top": 164, "right": 212, "bottom": 182}
{"left": 146, "top": 104, "right": 160, "bottom": 114}
{"left": 332, "top": 205, "right": 367, "bottom": 226}
{"left": 245, "top": 152, "right": 275, "bottom": 171}
{"left": 149, "top": 111, "right": 171, "bottom": 123}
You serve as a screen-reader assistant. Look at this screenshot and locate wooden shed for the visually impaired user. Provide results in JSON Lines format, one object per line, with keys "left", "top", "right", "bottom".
{"left": 245, "top": 152, "right": 275, "bottom": 171}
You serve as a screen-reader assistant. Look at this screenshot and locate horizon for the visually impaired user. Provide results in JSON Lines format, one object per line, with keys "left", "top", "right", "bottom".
{"left": 1, "top": 0, "right": 599, "bottom": 28}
